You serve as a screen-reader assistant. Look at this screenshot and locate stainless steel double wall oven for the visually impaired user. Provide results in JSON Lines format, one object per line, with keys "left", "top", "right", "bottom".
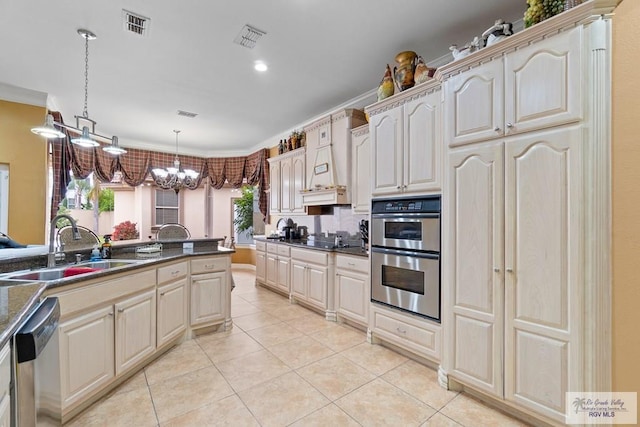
{"left": 370, "top": 196, "right": 441, "bottom": 321}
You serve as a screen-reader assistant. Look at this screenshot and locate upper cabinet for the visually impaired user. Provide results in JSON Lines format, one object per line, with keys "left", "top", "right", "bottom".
{"left": 302, "top": 109, "right": 367, "bottom": 206}
{"left": 267, "top": 148, "right": 306, "bottom": 216}
{"left": 444, "top": 26, "right": 582, "bottom": 147}
{"left": 351, "top": 124, "right": 370, "bottom": 213}
{"left": 367, "top": 82, "right": 442, "bottom": 196}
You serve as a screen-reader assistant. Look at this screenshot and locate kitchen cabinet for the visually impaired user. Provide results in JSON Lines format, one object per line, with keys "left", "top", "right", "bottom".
{"left": 335, "top": 254, "right": 369, "bottom": 327}
{"left": 190, "top": 256, "right": 231, "bottom": 328}
{"left": 368, "top": 82, "right": 442, "bottom": 196}
{"left": 267, "top": 148, "right": 305, "bottom": 215}
{"left": 290, "top": 247, "right": 335, "bottom": 319}
{"left": 115, "top": 289, "right": 156, "bottom": 375}
{"left": 444, "top": 26, "right": 582, "bottom": 148}
{"left": 156, "top": 261, "right": 188, "bottom": 348}
{"left": 262, "top": 242, "right": 290, "bottom": 295}
{"left": 350, "top": 124, "right": 371, "bottom": 213}
{"left": 255, "top": 240, "right": 267, "bottom": 284}
{"left": 0, "top": 343, "right": 10, "bottom": 427}
{"left": 59, "top": 305, "right": 115, "bottom": 409}
{"left": 369, "top": 304, "right": 441, "bottom": 363}
{"left": 438, "top": 10, "right": 610, "bottom": 422}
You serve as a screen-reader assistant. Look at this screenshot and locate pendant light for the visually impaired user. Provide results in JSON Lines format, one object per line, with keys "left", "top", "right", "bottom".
{"left": 103, "top": 136, "right": 127, "bottom": 155}
{"left": 31, "top": 114, "right": 65, "bottom": 139}
{"left": 70, "top": 29, "right": 100, "bottom": 148}
{"left": 152, "top": 130, "right": 199, "bottom": 193}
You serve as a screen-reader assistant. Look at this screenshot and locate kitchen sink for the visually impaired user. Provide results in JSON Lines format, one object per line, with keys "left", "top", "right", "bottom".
{"left": 1, "top": 259, "right": 141, "bottom": 282}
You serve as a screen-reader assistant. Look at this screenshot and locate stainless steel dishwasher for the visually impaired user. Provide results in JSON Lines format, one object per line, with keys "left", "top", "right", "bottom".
{"left": 14, "top": 297, "right": 60, "bottom": 427}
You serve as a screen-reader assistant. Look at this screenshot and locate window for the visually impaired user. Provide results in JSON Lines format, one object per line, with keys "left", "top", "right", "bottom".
{"left": 155, "top": 189, "right": 179, "bottom": 225}
{"left": 232, "top": 185, "right": 264, "bottom": 245}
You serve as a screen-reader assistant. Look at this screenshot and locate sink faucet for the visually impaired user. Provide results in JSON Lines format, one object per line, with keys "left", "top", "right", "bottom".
{"left": 48, "top": 214, "right": 81, "bottom": 267}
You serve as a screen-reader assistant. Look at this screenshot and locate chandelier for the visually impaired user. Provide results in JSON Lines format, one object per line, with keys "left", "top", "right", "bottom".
{"left": 31, "top": 29, "right": 126, "bottom": 155}
{"left": 152, "top": 130, "right": 199, "bottom": 193}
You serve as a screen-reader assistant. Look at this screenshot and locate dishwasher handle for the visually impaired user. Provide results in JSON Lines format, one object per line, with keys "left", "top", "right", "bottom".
{"left": 15, "top": 297, "right": 60, "bottom": 363}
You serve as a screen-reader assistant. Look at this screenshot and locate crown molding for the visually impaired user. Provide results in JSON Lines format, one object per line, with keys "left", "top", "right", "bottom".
{"left": 0, "top": 82, "right": 47, "bottom": 108}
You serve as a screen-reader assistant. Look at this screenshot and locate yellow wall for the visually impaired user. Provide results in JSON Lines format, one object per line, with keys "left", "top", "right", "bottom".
{"left": 0, "top": 100, "right": 48, "bottom": 244}
{"left": 612, "top": 0, "right": 640, "bottom": 393}
{"left": 231, "top": 247, "right": 256, "bottom": 265}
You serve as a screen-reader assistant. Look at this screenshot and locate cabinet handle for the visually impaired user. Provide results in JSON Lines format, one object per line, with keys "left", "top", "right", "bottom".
{"left": 506, "top": 123, "right": 514, "bottom": 128}
{"left": 494, "top": 268, "right": 500, "bottom": 273}
{"left": 160, "top": 292, "right": 166, "bottom": 296}
{"left": 204, "top": 264, "right": 214, "bottom": 269}
{"left": 494, "top": 126, "right": 501, "bottom": 132}
{"left": 108, "top": 312, "right": 114, "bottom": 317}
{"left": 171, "top": 270, "right": 180, "bottom": 275}
{"left": 506, "top": 268, "right": 514, "bottom": 273}
{"left": 117, "top": 308, "right": 125, "bottom": 313}
{"left": 402, "top": 185, "right": 407, "bottom": 189}
{"left": 397, "top": 186, "right": 401, "bottom": 190}
{"left": 396, "top": 327, "right": 407, "bottom": 334}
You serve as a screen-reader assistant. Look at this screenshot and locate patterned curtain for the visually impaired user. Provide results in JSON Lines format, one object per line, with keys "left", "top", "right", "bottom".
{"left": 207, "top": 158, "right": 226, "bottom": 189}
{"left": 49, "top": 113, "right": 71, "bottom": 219}
{"left": 244, "top": 149, "right": 270, "bottom": 218}
{"left": 224, "top": 157, "right": 246, "bottom": 188}
{"left": 93, "top": 147, "right": 118, "bottom": 183}
{"left": 117, "top": 148, "right": 151, "bottom": 187}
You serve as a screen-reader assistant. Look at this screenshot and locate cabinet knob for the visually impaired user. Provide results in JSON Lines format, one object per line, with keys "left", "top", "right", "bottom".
{"left": 397, "top": 186, "right": 401, "bottom": 190}
{"left": 506, "top": 268, "right": 514, "bottom": 273}
{"left": 108, "top": 312, "right": 114, "bottom": 317}
{"left": 160, "top": 292, "right": 166, "bottom": 296}
{"left": 494, "top": 268, "right": 500, "bottom": 273}
{"left": 494, "top": 127, "right": 501, "bottom": 132}
{"left": 118, "top": 308, "right": 125, "bottom": 313}
{"left": 506, "top": 123, "right": 514, "bottom": 128}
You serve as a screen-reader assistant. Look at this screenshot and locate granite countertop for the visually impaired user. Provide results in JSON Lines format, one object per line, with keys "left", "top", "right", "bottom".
{"left": 254, "top": 236, "right": 369, "bottom": 258}
{"left": 0, "top": 238, "right": 234, "bottom": 349}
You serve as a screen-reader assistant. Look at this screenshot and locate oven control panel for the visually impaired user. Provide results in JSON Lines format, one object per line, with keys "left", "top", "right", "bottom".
{"left": 371, "top": 196, "right": 440, "bottom": 214}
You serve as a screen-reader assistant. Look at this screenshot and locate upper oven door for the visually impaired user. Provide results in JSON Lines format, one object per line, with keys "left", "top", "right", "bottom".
{"left": 371, "top": 213, "right": 440, "bottom": 252}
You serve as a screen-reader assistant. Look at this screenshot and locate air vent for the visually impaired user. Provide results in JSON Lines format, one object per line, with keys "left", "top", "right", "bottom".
{"left": 177, "top": 110, "right": 198, "bottom": 118}
{"left": 233, "top": 24, "right": 266, "bottom": 49}
{"left": 122, "top": 10, "right": 150, "bottom": 36}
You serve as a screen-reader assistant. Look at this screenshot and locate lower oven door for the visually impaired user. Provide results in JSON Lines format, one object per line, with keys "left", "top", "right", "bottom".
{"left": 371, "top": 247, "right": 440, "bottom": 321}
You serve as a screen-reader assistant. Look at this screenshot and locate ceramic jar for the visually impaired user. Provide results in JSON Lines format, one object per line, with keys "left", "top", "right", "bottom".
{"left": 393, "top": 51, "right": 418, "bottom": 92}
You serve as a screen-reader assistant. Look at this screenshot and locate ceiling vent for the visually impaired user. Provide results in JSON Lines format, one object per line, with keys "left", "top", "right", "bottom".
{"left": 122, "top": 10, "right": 150, "bottom": 36}
{"left": 177, "top": 110, "right": 198, "bottom": 118}
{"left": 233, "top": 24, "right": 266, "bottom": 49}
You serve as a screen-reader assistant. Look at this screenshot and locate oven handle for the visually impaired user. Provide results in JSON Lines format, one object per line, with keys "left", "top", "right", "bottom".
{"left": 371, "top": 213, "right": 440, "bottom": 219}
{"left": 371, "top": 246, "right": 440, "bottom": 259}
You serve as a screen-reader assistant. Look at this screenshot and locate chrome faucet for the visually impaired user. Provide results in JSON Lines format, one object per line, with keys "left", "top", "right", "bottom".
{"left": 48, "top": 214, "right": 81, "bottom": 267}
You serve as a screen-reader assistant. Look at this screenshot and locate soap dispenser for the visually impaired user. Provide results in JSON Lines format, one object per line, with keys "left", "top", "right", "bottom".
{"left": 90, "top": 246, "right": 101, "bottom": 261}
{"left": 101, "top": 234, "right": 112, "bottom": 259}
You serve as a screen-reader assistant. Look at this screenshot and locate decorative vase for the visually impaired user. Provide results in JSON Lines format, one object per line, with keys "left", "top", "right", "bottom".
{"left": 377, "top": 64, "right": 395, "bottom": 101}
{"left": 393, "top": 51, "right": 418, "bottom": 92}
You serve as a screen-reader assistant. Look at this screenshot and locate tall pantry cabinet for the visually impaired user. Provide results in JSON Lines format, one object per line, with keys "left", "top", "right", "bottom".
{"left": 440, "top": 3, "right": 614, "bottom": 425}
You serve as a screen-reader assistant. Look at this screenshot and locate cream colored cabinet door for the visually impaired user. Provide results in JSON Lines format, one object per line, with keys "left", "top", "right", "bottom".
{"left": 503, "top": 126, "right": 583, "bottom": 422}
{"left": 371, "top": 107, "right": 403, "bottom": 196}
{"left": 276, "top": 256, "right": 290, "bottom": 294}
{"left": 335, "top": 270, "right": 368, "bottom": 326}
{"left": 351, "top": 126, "right": 370, "bottom": 213}
{"left": 0, "top": 395, "right": 9, "bottom": 427}
{"left": 403, "top": 89, "right": 442, "bottom": 192}
{"left": 504, "top": 27, "right": 582, "bottom": 136}
{"left": 306, "top": 264, "right": 328, "bottom": 309}
{"left": 290, "top": 260, "right": 307, "bottom": 299}
{"left": 268, "top": 159, "right": 281, "bottom": 214}
{"left": 280, "top": 158, "right": 292, "bottom": 213}
{"left": 255, "top": 250, "right": 266, "bottom": 284}
{"left": 115, "top": 289, "right": 156, "bottom": 375}
{"left": 445, "top": 59, "right": 504, "bottom": 147}
{"left": 190, "top": 271, "right": 226, "bottom": 326}
{"left": 292, "top": 153, "right": 305, "bottom": 213}
{"left": 448, "top": 141, "right": 504, "bottom": 397}
{"left": 265, "top": 252, "right": 278, "bottom": 288}
{"left": 157, "top": 278, "right": 188, "bottom": 348}
{"left": 59, "top": 306, "right": 115, "bottom": 409}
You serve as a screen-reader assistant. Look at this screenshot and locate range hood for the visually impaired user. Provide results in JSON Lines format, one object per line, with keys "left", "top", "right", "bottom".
{"left": 301, "top": 109, "right": 367, "bottom": 207}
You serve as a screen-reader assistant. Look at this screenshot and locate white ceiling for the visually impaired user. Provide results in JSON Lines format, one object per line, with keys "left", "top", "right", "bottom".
{"left": 0, "top": 0, "right": 524, "bottom": 157}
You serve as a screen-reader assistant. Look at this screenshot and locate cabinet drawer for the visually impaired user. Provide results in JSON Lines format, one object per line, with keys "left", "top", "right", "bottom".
{"left": 336, "top": 254, "right": 369, "bottom": 274}
{"left": 190, "top": 256, "right": 229, "bottom": 274}
{"left": 255, "top": 241, "right": 266, "bottom": 252}
{"left": 290, "top": 248, "right": 328, "bottom": 266}
{"left": 266, "top": 243, "right": 279, "bottom": 254}
{"left": 371, "top": 306, "right": 440, "bottom": 361}
{"left": 157, "top": 261, "right": 188, "bottom": 285}
{"left": 277, "top": 245, "right": 290, "bottom": 257}
{"left": 0, "top": 344, "right": 9, "bottom": 400}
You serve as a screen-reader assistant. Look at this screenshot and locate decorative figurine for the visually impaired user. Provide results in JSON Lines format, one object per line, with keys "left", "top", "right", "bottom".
{"left": 450, "top": 36, "right": 481, "bottom": 61}
{"left": 482, "top": 19, "right": 513, "bottom": 47}
{"left": 414, "top": 56, "right": 435, "bottom": 85}
{"left": 377, "top": 64, "right": 395, "bottom": 101}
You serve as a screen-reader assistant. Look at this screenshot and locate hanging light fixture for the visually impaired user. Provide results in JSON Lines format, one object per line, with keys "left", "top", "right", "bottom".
{"left": 152, "top": 130, "right": 199, "bottom": 193}
{"left": 30, "top": 28, "right": 126, "bottom": 155}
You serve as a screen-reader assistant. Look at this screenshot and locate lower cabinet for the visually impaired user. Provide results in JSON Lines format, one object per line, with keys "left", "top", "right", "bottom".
{"left": 335, "top": 254, "right": 369, "bottom": 327}
{"left": 369, "top": 303, "right": 441, "bottom": 363}
{"left": 115, "top": 290, "right": 156, "bottom": 375}
{"left": 290, "top": 248, "right": 334, "bottom": 319}
{"left": 255, "top": 241, "right": 266, "bottom": 284}
{"left": 157, "top": 278, "right": 188, "bottom": 348}
{"left": 190, "top": 256, "right": 230, "bottom": 328}
{"left": 59, "top": 305, "right": 115, "bottom": 409}
{"left": 0, "top": 395, "right": 9, "bottom": 427}
{"left": 262, "top": 242, "right": 290, "bottom": 295}
{"left": 0, "top": 344, "right": 11, "bottom": 427}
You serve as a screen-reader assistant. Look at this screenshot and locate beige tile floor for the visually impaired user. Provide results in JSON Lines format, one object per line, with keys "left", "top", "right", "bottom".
{"left": 65, "top": 269, "right": 531, "bottom": 427}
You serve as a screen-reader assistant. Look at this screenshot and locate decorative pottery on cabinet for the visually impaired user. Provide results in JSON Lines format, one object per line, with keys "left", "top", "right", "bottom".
{"left": 377, "top": 64, "right": 395, "bottom": 101}
{"left": 393, "top": 50, "right": 418, "bottom": 91}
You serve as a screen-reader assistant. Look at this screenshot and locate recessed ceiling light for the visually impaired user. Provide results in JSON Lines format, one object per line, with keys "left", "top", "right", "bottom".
{"left": 254, "top": 61, "right": 268, "bottom": 72}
